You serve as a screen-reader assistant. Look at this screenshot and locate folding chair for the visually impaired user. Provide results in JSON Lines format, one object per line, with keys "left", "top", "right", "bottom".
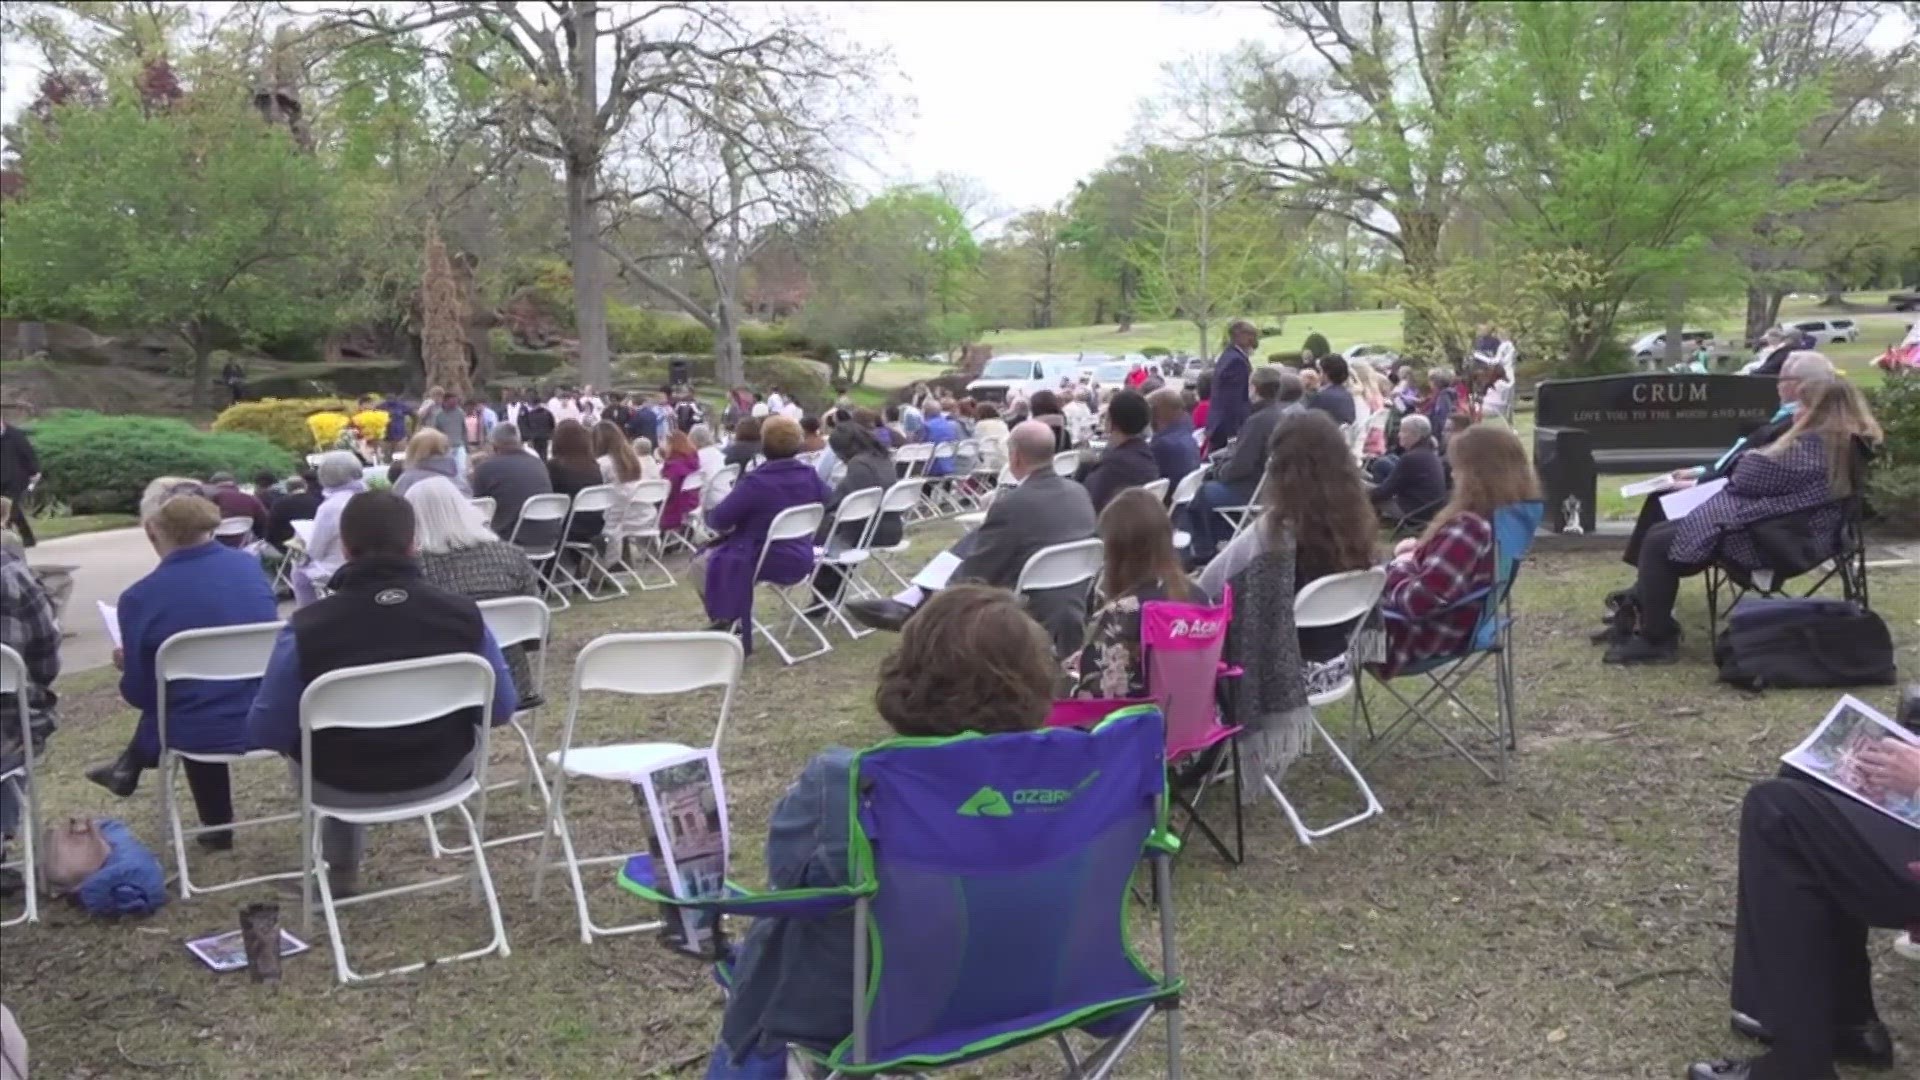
{"left": 560, "top": 485, "right": 631, "bottom": 603}
{"left": 298, "top": 653, "right": 510, "bottom": 983}
{"left": 425, "top": 597, "right": 553, "bottom": 855}
{"left": 1167, "top": 466, "right": 1207, "bottom": 553}
{"left": 811, "top": 488, "right": 886, "bottom": 640}
{"left": 604, "top": 478, "right": 676, "bottom": 590}
{"left": 664, "top": 471, "right": 707, "bottom": 557}
{"left": 1266, "top": 569, "right": 1387, "bottom": 845}
{"left": 1213, "top": 473, "right": 1268, "bottom": 541}
{"left": 868, "top": 480, "right": 931, "bottom": 592}
{"left": 1140, "top": 477, "right": 1170, "bottom": 502}
{"left": 925, "top": 443, "right": 962, "bottom": 517}
{"left": 949, "top": 440, "right": 983, "bottom": 511}
{"left": 533, "top": 631, "right": 742, "bottom": 945}
{"left": 618, "top": 706, "right": 1185, "bottom": 1079}
{"left": 470, "top": 496, "right": 496, "bottom": 522}
{"left": 155, "top": 621, "right": 300, "bottom": 899}
{"left": 508, "top": 492, "right": 575, "bottom": 612}
{"left": 215, "top": 516, "right": 254, "bottom": 545}
{"left": 1053, "top": 449, "right": 1083, "bottom": 476}
{"left": 1353, "top": 501, "right": 1544, "bottom": 783}
{"left": 270, "top": 534, "right": 308, "bottom": 598}
{"left": 1, "top": 645, "right": 39, "bottom": 927}
{"left": 1701, "top": 443, "right": 1871, "bottom": 637}
{"left": 747, "top": 503, "right": 834, "bottom": 665}
{"left": 1015, "top": 538, "right": 1105, "bottom": 614}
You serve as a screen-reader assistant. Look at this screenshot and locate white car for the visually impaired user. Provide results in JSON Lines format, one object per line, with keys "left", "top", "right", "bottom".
{"left": 966, "top": 354, "right": 1082, "bottom": 404}
{"left": 1630, "top": 328, "right": 1716, "bottom": 362}
{"left": 1779, "top": 318, "right": 1859, "bottom": 344}
{"left": 1344, "top": 343, "right": 1400, "bottom": 368}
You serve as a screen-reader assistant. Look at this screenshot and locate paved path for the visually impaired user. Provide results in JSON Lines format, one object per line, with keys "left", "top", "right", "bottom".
{"left": 26, "top": 527, "right": 158, "bottom": 673}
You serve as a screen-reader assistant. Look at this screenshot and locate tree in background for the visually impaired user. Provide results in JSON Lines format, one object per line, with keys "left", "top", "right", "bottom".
{"left": 420, "top": 233, "right": 473, "bottom": 398}
{"left": 1064, "top": 155, "right": 1154, "bottom": 326}
{"left": 1446, "top": 1, "right": 1824, "bottom": 369}
{"left": 1131, "top": 152, "right": 1291, "bottom": 359}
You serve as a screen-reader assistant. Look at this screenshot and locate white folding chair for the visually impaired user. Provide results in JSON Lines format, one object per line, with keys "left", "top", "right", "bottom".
{"left": 1014, "top": 538, "right": 1104, "bottom": 611}
{"left": 270, "top": 533, "right": 310, "bottom": 597}
{"left": 664, "top": 471, "right": 708, "bottom": 556}
{"left": 1167, "top": 466, "right": 1208, "bottom": 553}
{"left": 562, "top": 485, "right": 630, "bottom": 602}
{"left": 949, "top": 440, "right": 983, "bottom": 512}
{"left": 299, "top": 654, "right": 508, "bottom": 983}
{"left": 425, "top": 597, "right": 553, "bottom": 855}
{"left": 605, "top": 478, "right": 676, "bottom": 590}
{"left": 534, "top": 632, "right": 743, "bottom": 945}
{"left": 1141, "top": 477, "right": 1170, "bottom": 502}
{"left": 470, "top": 496, "right": 497, "bottom": 522}
{"left": 1215, "top": 473, "right": 1268, "bottom": 540}
{"left": 508, "top": 492, "right": 575, "bottom": 612}
{"left": 155, "top": 621, "right": 299, "bottom": 899}
{"left": 1, "top": 645, "right": 39, "bottom": 927}
{"left": 923, "top": 443, "right": 961, "bottom": 517}
{"left": 1052, "top": 449, "right": 1082, "bottom": 476}
{"left": 1266, "top": 569, "right": 1388, "bottom": 846}
{"left": 215, "top": 516, "right": 254, "bottom": 543}
{"left": 866, "top": 480, "right": 927, "bottom": 592}
{"left": 811, "top": 488, "right": 886, "bottom": 639}
{"left": 747, "top": 503, "right": 833, "bottom": 665}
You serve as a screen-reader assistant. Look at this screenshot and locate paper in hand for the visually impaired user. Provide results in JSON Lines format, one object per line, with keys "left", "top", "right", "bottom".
{"left": 1658, "top": 477, "right": 1728, "bottom": 520}
{"left": 98, "top": 601, "right": 121, "bottom": 649}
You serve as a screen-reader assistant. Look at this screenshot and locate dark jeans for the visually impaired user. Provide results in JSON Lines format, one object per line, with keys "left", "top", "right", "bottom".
{"left": 1622, "top": 493, "right": 1668, "bottom": 567}
{"left": 4, "top": 492, "right": 33, "bottom": 547}
{"left": 1629, "top": 520, "right": 1693, "bottom": 640}
{"left": 529, "top": 437, "right": 550, "bottom": 459}
{"left": 1731, "top": 776, "right": 1920, "bottom": 1080}
{"left": 1186, "top": 479, "right": 1254, "bottom": 563}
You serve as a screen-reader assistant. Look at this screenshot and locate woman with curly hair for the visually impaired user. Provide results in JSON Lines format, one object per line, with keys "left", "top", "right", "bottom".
{"left": 701, "top": 585, "right": 1057, "bottom": 1077}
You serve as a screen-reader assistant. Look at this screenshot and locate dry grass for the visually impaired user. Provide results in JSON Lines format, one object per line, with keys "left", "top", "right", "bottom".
{"left": 2, "top": 528, "right": 1916, "bottom": 1079}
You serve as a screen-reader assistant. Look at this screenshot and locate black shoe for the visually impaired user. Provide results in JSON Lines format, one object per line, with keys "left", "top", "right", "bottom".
{"left": 196, "top": 830, "right": 234, "bottom": 852}
{"left": 1729, "top": 1012, "right": 1894, "bottom": 1069}
{"left": 1604, "top": 631, "right": 1679, "bottom": 665}
{"left": 1686, "top": 1060, "right": 1751, "bottom": 1080}
{"left": 845, "top": 599, "right": 915, "bottom": 634}
{"left": 0, "top": 866, "right": 22, "bottom": 898}
{"left": 84, "top": 751, "right": 141, "bottom": 798}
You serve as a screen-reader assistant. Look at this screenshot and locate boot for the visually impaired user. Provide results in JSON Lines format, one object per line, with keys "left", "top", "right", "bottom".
{"left": 83, "top": 749, "right": 142, "bottom": 798}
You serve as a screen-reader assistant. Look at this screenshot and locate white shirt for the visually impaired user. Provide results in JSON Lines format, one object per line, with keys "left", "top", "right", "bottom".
{"left": 697, "top": 445, "right": 727, "bottom": 479}
{"left": 782, "top": 402, "right": 803, "bottom": 422}
{"left": 766, "top": 392, "right": 787, "bottom": 413}
{"left": 1062, "top": 399, "right": 1094, "bottom": 444}
{"left": 549, "top": 397, "right": 583, "bottom": 425}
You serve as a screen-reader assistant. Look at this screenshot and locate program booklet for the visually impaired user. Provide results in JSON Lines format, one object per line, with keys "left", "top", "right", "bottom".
{"left": 186, "top": 928, "right": 310, "bottom": 972}
{"left": 630, "top": 748, "right": 730, "bottom": 958}
{"left": 1781, "top": 695, "right": 1920, "bottom": 831}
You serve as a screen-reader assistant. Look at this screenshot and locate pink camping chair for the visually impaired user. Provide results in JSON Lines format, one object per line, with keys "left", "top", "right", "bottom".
{"left": 1048, "top": 587, "right": 1245, "bottom": 864}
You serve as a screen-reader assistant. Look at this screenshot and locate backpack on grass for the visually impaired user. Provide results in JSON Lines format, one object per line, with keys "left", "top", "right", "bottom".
{"left": 1713, "top": 597, "right": 1896, "bottom": 691}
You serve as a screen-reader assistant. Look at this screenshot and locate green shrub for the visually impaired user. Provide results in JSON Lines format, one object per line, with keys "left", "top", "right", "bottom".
{"left": 246, "top": 361, "right": 405, "bottom": 400}
{"left": 213, "top": 397, "right": 357, "bottom": 453}
{"left": 1866, "top": 462, "right": 1920, "bottom": 536}
{"left": 1266, "top": 351, "right": 1304, "bottom": 366}
{"left": 499, "top": 350, "right": 567, "bottom": 379}
{"left": 1141, "top": 346, "right": 1171, "bottom": 358}
{"left": 1866, "top": 367, "right": 1920, "bottom": 468}
{"left": 1301, "top": 332, "right": 1331, "bottom": 359}
{"left": 32, "top": 410, "right": 295, "bottom": 514}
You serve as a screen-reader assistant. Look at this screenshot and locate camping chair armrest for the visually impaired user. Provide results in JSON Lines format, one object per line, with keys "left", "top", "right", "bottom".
{"left": 1217, "top": 663, "right": 1243, "bottom": 679}
{"left": 617, "top": 855, "right": 867, "bottom": 919}
{"left": 1145, "top": 828, "right": 1183, "bottom": 856}
{"left": 1379, "top": 584, "right": 1493, "bottom": 625}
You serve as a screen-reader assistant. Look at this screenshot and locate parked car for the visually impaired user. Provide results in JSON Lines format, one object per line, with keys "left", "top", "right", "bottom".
{"left": 1630, "top": 328, "right": 1717, "bottom": 363}
{"left": 1889, "top": 290, "right": 1919, "bottom": 312}
{"left": 1343, "top": 343, "right": 1400, "bottom": 368}
{"left": 1779, "top": 318, "right": 1859, "bottom": 344}
{"left": 965, "top": 354, "right": 1083, "bottom": 404}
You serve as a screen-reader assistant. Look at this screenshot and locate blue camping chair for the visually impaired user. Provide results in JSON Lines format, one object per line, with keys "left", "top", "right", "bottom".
{"left": 1351, "top": 501, "right": 1543, "bottom": 783}
{"left": 619, "top": 706, "right": 1186, "bottom": 1079}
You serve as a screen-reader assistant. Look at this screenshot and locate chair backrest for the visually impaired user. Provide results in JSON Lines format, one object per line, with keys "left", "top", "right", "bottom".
{"left": 566, "top": 632, "right": 743, "bottom": 751}
{"left": 704, "top": 465, "right": 740, "bottom": 510}
{"left": 215, "top": 516, "right": 254, "bottom": 539}
{"left": 1015, "top": 538, "right": 1104, "bottom": 595}
{"left": 1473, "top": 501, "right": 1544, "bottom": 650}
{"left": 477, "top": 595, "right": 549, "bottom": 650}
{"left": 1294, "top": 568, "right": 1387, "bottom": 630}
{"left": 1140, "top": 477, "right": 1170, "bottom": 502}
{"left": 0, "top": 645, "right": 28, "bottom": 775}
{"left": 894, "top": 443, "right": 931, "bottom": 478}
{"left": 1140, "top": 589, "right": 1235, "bottom": 760}
{"left": 509, "top": 492, "right": 573, "bottom": 550}
{"left": 154, "top": 621, "right": 285, "bottom": 751}
{"left": 298, "top": 654, "right": 496, "bottom": 791}
{"left": 931, "top": 442, "right": 956, "bottom": 465}
{"left": 825, "top": 487, "right": 884, "bottom": 546}
{"left": 847, "top": 707, "right": 1170, "bottom": 1067}
{"left": 570, "top": 483, "right": 620, "bottom": 515}
{"left": 470, "top": 496, "right": 497, "bottom": 521}
{"left": 1052, "top": 449, "right": 1081, "bottom": 476}
{"left": 878, "top": 478, "right": 922, "bottom": 517}
{"left": 1345, "top": 417, "right": 1369, "bottom": 462}
{"left": 1167, "top": 466, "right": 1207, "bottom": 513}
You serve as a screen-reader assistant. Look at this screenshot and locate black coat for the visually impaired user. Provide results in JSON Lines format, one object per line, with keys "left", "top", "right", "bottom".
{"left": 0, "top": 426, "right": 38, "bottom": 497}
{"left": 1079, "top": 436, "right": 1160, "bottom": 513}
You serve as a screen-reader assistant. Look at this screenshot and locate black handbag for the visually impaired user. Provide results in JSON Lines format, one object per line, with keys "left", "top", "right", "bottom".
{"left": 1714, "top": 597, "right": 1896, "bottom": 690}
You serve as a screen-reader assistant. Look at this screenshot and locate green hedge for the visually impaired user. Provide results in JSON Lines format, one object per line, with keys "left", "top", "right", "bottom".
{"left": 246, "top": 361, "right": 408, "bottom": 399}
{"left": 605, "top": 301, "right": 811, "bottom": 357}
{"left": 1141, "top": 346, "right": 1171, "bottom": 358}
{"left": 1866, "top": 368, "right": 1920, "bottom": 535}
{"left": 31, "top": 410, "right": 296, "bottom": 514}
{"left": 498, "top": 350, "right": 568, "bottom": 379}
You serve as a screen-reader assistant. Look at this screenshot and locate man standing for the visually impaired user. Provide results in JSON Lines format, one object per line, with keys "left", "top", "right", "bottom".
{"left": 379, "top": 392, "right": 415, "bottom": 460}
{"left": 220, "top": 356, "right": 248, "bottom": 406}
{"left": 1187, "top": 367, "right": 1292, "bottom": 565}
{"left": 1147, "top": 387, "right": 1200, "bottom": 486}
{"left": 1206, "top": 320, "right": 1258, "bottom": 453}
{"left": 428, "top": 390, "right": 469, "bottom": 471}
{"left": 1076, "top": 390, "right": 1157, "bottom": 512}
{"left": 847, "top": 421, "right": 1097, "bottom": 655}
{"left": 0, "top": 416, "right": 40, "bottom": 548}
{"left": 245, "top": 491, "right": 515, "bottom": 897}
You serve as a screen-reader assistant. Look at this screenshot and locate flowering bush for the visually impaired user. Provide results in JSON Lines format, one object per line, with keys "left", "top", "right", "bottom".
{"left": 213, "top": 397, "right": 355, "bottom": 453}
{"left": 351, "top": 409, "right": 390, "bottom": 443}
{"left": 307, "top": 411, "right": 350, "bottom": 448}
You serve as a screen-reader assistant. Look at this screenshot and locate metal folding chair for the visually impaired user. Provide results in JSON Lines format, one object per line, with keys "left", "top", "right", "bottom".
{"left": 663, "top": 470, "right": 707, "bottom": 557}
{"left": 1, "top": 646, "right": 40, "bottom": 927}
{"left": 425, "top": 597, "right": 552, "bottom": 855}
{"left": 1266, "top": 569, "right": 1387, "bottom": 845}
{"left": 1353, "top": 501, "right": 1544, "bottom": 783}
{"left": 1167, "top": 466, "right": 1207, "bottom": 553}
{"left": 534, "top": 632, "right": 742, "bottom": 945}
{"left": 470, "top": 496, "right": 497, "bottom": 522}
{"left": 215, "top": 516, "right": 254, "bottom": 545}
{"left": 558, "top": 485, "right": 629, "bottom": 603}
{"left": 867, "top": 480, "right": 930, "bottom": 592}
{"left": 747, "top": 503, "right": 834, "bottom": 665}
{"left": 155, "top": 621, "right": 299, "bottom": 899}
{"left": 298, "top": 654, "right": 509, "bottom": 983}
{"left": 1214, "top": 473, "right": 1268, "bottom": 541}
{"left": 604, "top": 478, "right": 676, "bottom": 590}
{"left": 1140, "top": 477, "right": 1170, "bottom": 502}
{"left": 1053, "top": 448, "right": 1083, "bottom": 477}
{"left": 811, "top": 488, "right": 886, "bottom": 640}
{"left": 1015, "top": 538, "right": 1105, "bottom": 608}
{"left": 508, "top": 492, "right": 575, "bottom": 611}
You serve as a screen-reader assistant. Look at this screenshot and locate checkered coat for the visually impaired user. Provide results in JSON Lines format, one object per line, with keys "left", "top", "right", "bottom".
{"left": 1670, "top": 435, "right": 1838, "bottom": 569}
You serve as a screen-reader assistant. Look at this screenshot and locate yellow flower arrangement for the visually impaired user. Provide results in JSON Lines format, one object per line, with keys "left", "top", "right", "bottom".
{"left": 351, "top": 409, "right": 391, "bottom": 443}
{"left": 306, "top": 412, "right": 350, "bottom": 449}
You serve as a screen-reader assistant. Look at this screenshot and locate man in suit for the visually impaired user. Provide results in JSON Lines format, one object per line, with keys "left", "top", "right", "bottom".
{"left": 1148, "top": 387, "right": 1200, "bottom": 487}
{"left": 847, "top": 421, "right": 1098, "bottom": 655}
{"left": 1205, "top": 320, "right": 1259, "bottom": 453}
{"left": 1075, "top": 390, "right": 1158, "bottom": 512}
{"left": 1186, "top": 367, "right": 1295, "bottom": 565}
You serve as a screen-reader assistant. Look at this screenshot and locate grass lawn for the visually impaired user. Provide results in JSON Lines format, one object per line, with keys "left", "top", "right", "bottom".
{"left": 27, "top": 513, "right": 138, "bottom": 541}
{"left": 3, "top": 524, "right": 1915, "bottom": 1078}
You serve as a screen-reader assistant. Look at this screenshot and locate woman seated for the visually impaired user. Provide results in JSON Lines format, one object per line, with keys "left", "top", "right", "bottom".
{"left": 390, "top": 429, "right": 470, "bottom": 497}
{"left": 404, "top": 477, "right": 543, "bottom": 708}
{"left": 660, "top": 431, "right": 705, "bottom": 535}
{"left": 593, "top": 419, "right": 651, "bottom": 541}
{"left": 84, "top": 480, "right": 279, "bottom": 851}
{"left": 1028, "top": 389, "right": 1073, "bottom": 451}
{"left": 545, "top": 418, "right": 606, "bottom": 545}
{"left": 809, "top": 423, "right": 902, "bottom": 606}
{"left": 704, "top": 585, "right": 1058, "bottom": 1078}
{"left": 1686, "top": 731, "right": 1919, "bottom": 1080}
{"left": 690, "top": 424, "right": 727, "bottom": 480}
{"left": 1376, "top": 424, "right": 1537, "bottom": 676}
{"left": 698, "top": 417, "right": 830, "bottom": 647}
{"left": 1195, "top": 413, "right": 1379, "bottom": 779}
{"left": 724, "top": 417, "right": 763, "bottom": 470}
{"left": 1607, "top": 379, "right": 1880, "bottom": 665}
{"left": 629, "top": 437, "right": 663, "bottom": 480}
{"left": 293, "top": 451, "right": 367, "bottom": 605}
{"left": 973, "top": 402, "right": 1010, "bottom": 472}
{"left": 1075, "top": 489, "right": 1203, "bottom": 700}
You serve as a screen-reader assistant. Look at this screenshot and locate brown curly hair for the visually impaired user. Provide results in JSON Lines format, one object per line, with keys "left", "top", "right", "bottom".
{"left": 875, "top": 584, "right": 1056, "bottom": 738}
{"left": 1262, "top": 411, "right": 1377, "bottom": 581}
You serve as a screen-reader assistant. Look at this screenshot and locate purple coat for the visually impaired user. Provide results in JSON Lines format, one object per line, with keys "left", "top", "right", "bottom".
{"left": 1670, "top": 434, "right": 1835, "bottom": 568}
{"left": 702, "top": 458, "right": 830, "bottom": 641}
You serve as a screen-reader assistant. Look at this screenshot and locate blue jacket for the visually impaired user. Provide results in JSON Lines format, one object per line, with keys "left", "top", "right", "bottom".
{"left": 1206, "top": 344, "right": 1252, "bottom": 448}
{"left": 1151, "top": 417, "right": 1201, "bottom": 485}
{"left": 922, "top": 415, "right": 961, "bottom": 475}
{"left": 118, "top": 541, "right": 279, "bottom": 762}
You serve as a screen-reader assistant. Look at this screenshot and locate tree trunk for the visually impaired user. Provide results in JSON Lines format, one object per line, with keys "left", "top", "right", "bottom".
{"left": 1742, "top": 285, "right": 1778, "bottom": 348}
{"left": 1195, "top": 319, "right": 1211, "bottom": 361}
{"left": 1397, "top": 208, "right": 1444, "bottom": 349}
{"left": 189, "top": 336, "right": 212, "bottom": 410}
{"left": 713, "top": 305, "right": 744, "bottom": 389}
{"left": 1663, "top": 282, "right": 1685, "bottom": 369}
{"left": 566, "top": 2, "right": 611, "bottom": 390}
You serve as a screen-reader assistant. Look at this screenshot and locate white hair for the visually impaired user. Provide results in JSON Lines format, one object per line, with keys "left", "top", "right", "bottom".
{"left": 689, "top": 423, "right": 715, "bottom": 449}
{"left": 1780, "top": 351, "right": 1835, "bottom": 383}
{"left": 1399, "top": 413, "right": 1432, "bottom": 441}
{"left": 315, "top": 450, "right": 364, "bottom": 490}
{"left": 138, "top": 476, "right": 206, "bottom": 522}
{"left": 403, "top": 476, "right": 497, "bottom": 554}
